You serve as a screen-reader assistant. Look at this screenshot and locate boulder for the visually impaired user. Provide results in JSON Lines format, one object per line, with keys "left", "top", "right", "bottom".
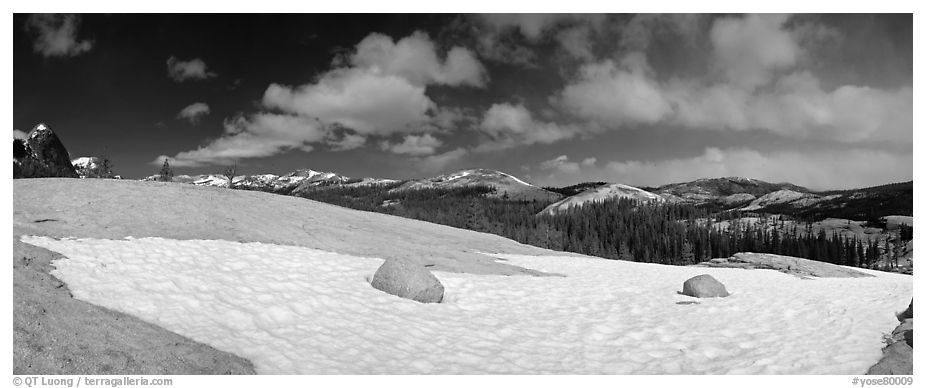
{"left": 867, "top": 339, "right": 913, "bottom": 375}
{"left": 371, "top": 258, "right": 444, "bottom": 303}
{"left": 13, "top": 123, "right": 79, "bottom": 179}
{"left": 695, "top": 252, "right": 872, "bottom": 278}
{"left": 681, "top": 274, "right": 729, "bottom": 298}
{"left": 867, "top": 301, "right": 913, "bottom": 375}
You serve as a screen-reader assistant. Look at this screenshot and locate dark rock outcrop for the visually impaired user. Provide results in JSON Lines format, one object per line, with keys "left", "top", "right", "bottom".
{"left": 371, "top": 258, "right": 444, "bottom": 303}
{"left": 681, "top": 274, "right": 730, "bottom": 298}
{"left": 13, "top": 123, "right": 79, "bottom": 179}
{"left": 898, "top": 300, "right": 913, "bottom": 321}
{"left": 867, "top": 299, "right": 913, "bottom": 375}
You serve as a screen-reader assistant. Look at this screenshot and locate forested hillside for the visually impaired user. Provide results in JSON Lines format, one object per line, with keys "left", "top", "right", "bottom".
{"left": 287, "top": 183, "right": 912, "bottom": 270}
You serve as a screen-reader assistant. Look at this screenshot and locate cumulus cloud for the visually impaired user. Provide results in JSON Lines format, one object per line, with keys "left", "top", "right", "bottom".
{"left": 601, "top": 147, "right": 912, "bottom": 190}
{"left": 24, "top": 14, "right": 93, "bottom": 58}
{"left": 664, "top": 72, "right": 913, "bottom": 142}
{"left": 710, "top": 14, "right": 801, "bottom": 89}
{"left": 380, "top": 133, "right": 443, "bottom": 156}
{"left": 13, "top": 129, "right": 29, "bottom": 139}
{"left": 167, "top": 56, "right": 217, "bottom": 82}
{"left": 581, "top": 157, "right": 597, "bottom": 167}
{"left": 152, "top": 113, "right": 325, "bottom": 167}
{"left": 554, "top": 54, "right": 672, "bottom": 127}
{"left": 556, "top": 26, "right": 594, "bottom": 60}
{"left": 479, "top": 14, "right": 605, "bottom": 42}
{"left": 539, "top": 155, "right": 581, "bottom": 174}
{"left": 554, "top": 25, "right": 911, "bottom": 145}
{"left": 176, "top": 102, "right": 211, "bottom": 124}
{"left": 159, "top": 31, "right": 486, "bottom": 166}
{"left": 469, "top": 14, "right": 605, "bottom": 66}
{"left": 326, "top": 132, "right": 367, "bottom": 151}
{"left": 261, "top": 31, "right": 486, "bottom": 137}
{"left": 530, "top": 147, "right": 912, "bottom": 190}
{"left": 476, "top": 103, "right": 580, "bottom": 152}
{"left": 619, "top": 14, "right": 704, "bottom": 51}
{"left": 262, "top": 69, "right": 434, "bottom": 136}
{"left": 350, "top": 31, "right": 487, "bottom": 87}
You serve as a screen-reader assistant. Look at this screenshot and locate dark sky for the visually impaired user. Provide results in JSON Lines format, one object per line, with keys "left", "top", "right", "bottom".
{"left": 13, "top": 14, "right": 912, "bottom": 189}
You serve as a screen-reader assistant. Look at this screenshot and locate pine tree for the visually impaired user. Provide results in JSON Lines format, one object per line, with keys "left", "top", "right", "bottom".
{"left": 618, "top": 241, "right": 633, "bottom": 261}
{"left": 159, "top": 158, "right": 174, "bottom": 182}
{"left": 680, "top": 240, "right": 695, "bottom": 264}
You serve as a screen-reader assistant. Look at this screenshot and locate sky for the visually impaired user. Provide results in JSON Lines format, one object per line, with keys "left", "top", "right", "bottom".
{"left": 13, "top": 14, "right": 913, "bottom": 190}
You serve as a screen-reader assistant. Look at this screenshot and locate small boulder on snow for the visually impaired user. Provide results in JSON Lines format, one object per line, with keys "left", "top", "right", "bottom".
{"left": 371, "top": 258, "right": 444, "bottom": 303}
{"left": 681, "top": 274, "right": 730, "bottom": 298}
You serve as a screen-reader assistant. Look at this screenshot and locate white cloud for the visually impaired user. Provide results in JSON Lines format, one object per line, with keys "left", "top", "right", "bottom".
{"left": 350, "top": 32, "right": 486, "bottom": 87}
{"left": 167, "top": 56, "right": 217, "bottom": 82}
{"left": 471, "top": 14, "right": 605, "bottom": 66}
{"left": 539, "top": 155, "right": 580, "bottom": 174}
{"left": 153, "top": 113, "right": 325, "bottom": 167}
{"left": 581, "top": 157, "right": 597, "bottom": 167}
{"left": 619, "top": 14, "right": 704, "bottom": 51}
{"left": 262, "top": 68, "right": 434, "bottom": 136}
{"left": 602, "top": 147, "right": 912, "bottom": 190}
{"left": 554, "top": 54, "right": 673, "bottom": 127}
{"left": 176, "top": 102, "right": 211, "bottom": 124}
{"left": 710, "top": 14, "right": 801, "bottom": 89}
{"left": 326, "top": 132, "right": 367, "bottom": 151}
{"left": 479, "top": 14, "right": 604, "bottom": 42}
{"left": 380, "top": 133, "right": 443, "bottom": 156}
{"left": 476, "top": 103, "right": 579, "bottom": 152}
{"left": 529, "top": 147, "right": 912, "bottom": 190}
{"left": 24, "top": 14, "right": 93, "bottom": 57}
{"left": 665, "top": 72, "right": 913, "bottom": 142}
{"left": 556, "top": 26, "right": 594, "bottom": 60}
{"left": 161, "top": 31, "right": 486, "bottom": 166}
{"left": 13, "top": 129, "right": 29, "bottom": 140}
{"left": 553, "top": 38, "right": 911, "bottom": 145}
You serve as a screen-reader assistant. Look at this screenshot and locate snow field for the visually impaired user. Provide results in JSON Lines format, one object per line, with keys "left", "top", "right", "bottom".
{"left": 21, "top": 236, "right": 912, "bottom": 374}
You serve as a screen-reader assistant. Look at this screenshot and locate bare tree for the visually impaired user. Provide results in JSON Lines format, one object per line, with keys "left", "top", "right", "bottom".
{"left": 223, "top": 162, "right": 237, "bottom": 189}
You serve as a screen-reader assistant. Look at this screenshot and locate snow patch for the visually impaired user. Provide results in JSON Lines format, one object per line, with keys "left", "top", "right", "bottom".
{"left": 22, "top": 236, "right": 911, "bottom": 374}
{"left": 496, "top": 171, "right": 535, "bottom": 187}
{"left": 741, "top": 190, "right": 817, "bottom": 211}
{"left": 541, "top": 183, "right": 662, "bottom": 215}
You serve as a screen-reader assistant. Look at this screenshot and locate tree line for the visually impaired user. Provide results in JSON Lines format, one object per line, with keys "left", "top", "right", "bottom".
{"left": 288, "top": 184, "right": 913, "bottom": 269}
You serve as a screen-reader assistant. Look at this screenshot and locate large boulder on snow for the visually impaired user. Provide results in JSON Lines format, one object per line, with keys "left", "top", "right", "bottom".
{"left": 371, "top": 258, "right": 444, "bottom": 303}
{"left": 681, "top": 274, "right": 729, "bottom": 298}
{"left": 13, "top": 123, "right": 79, "bottom": 179}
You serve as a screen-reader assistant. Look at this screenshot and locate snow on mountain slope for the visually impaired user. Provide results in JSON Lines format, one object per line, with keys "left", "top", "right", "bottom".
{"left": 394, "top": 169, "right": 561, "bottom": 202}
{"left": 192, "top": 174, "right": 234, "bottom": 187}
{"left": 740, "top": 190, "right": 824, "bottom": 211}
{"left": 540, "top": 183, "right": 662, "bottom": 216}
{"left": 654, "top": 177, "right": 808, "bottom": 204}
{"left": 23, "top": 235, "right": 912, "bottom": 374}
{"left": 71, "top": 156, "right": 98, "bottom": 170}
{"left": 719, "top": 193, "right": 756, "bottom": 205}
{"left": 142, "top": 168, "right": 389, "bottom": 193}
